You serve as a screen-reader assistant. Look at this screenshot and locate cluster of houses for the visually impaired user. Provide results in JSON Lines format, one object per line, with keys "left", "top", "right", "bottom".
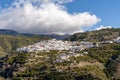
{"left": 16, "top": 37, "right": 120, "bottom": 53}
{"left": 16, "top": 39, "right": 94, "bottom": 53}
{"left": 55, "top": 51, "right": 89, "bottom": 63}
{"left": 100, "top": 37, "right": 120, "bottom": 44}
{"left": 113, "top": 37, "right": 120, "bottom": 43}
{"left": 15, "top": 37, "right": 120, "bottom": 63}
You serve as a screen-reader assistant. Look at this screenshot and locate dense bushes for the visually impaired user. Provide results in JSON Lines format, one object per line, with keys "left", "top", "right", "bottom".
{"left": 105, "top": 52, "right": 120, "bottom": 79}
{"left": 87, "top": 44, "right": 120, "bottom": 64}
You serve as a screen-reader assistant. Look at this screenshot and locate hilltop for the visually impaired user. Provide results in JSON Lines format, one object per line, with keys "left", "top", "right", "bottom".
{"left": 66, "top": 28, "right": 120, "bottom": 42}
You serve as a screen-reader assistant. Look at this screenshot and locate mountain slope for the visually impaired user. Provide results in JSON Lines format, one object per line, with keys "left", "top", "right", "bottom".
{"left": 0, "top": 43, "right": 120, "bottom": 79}
{"left": 45, "top": 34, "right": 70, "bottom": 40}
{"left": 0, "top": 28, "right": 120, "bottom": 79}
{"left": 0, "top": 29, "right": 20, "bottom": 36}
{"left": 0, "top": 34, "right": 51, "bottom": 53}
{"left": 66, "top": 28, "right": 120, "bottom": 41}
{"left": 0, "top": 29, "right": 70, "bottom": 40}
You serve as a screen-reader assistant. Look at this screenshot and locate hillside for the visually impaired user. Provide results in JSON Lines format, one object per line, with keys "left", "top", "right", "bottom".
{"left": 45, "top": 34, "right": 70, "bottom": 40}
{"left": 0, "top": 29, "right": 19, "bottom": 36}
{"left": 66, "top": 28, "right": 120, "bottom": 41}
{"left": 0, "top": 43, "right": 119, "bottom": 80}
{"left": 0, "top": 28, "right": 120, "bottom": 79}
{"left": 0, "top": 29, "right": 70, "bottom": 40}
{"left": 0, "top": 34, "right": 51, "bottom": 54}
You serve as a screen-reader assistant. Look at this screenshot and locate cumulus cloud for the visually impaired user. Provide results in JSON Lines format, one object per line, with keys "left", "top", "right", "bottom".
{"left": 95, "top": 25, "right": 112, "bottom": 30}
{"left": 0, "top": 0, "right": 100, "bottom": 34}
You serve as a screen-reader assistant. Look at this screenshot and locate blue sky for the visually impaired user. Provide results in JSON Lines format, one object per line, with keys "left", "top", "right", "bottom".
{"left": 65, "top": 0, "right": 120, "bottom": 29}
{"left": 0, "top": 0, "right": 119, "bottom": 34}
{"left": 0, "top": 0, "right": 13, "bottom": 8}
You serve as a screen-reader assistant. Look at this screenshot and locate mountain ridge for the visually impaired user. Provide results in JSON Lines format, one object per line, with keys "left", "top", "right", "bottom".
{"left": 0, "top": 29, "right": 70, "bottom": 40}
{"left": 66, "top": 28, "right": 120, "bottom": 41}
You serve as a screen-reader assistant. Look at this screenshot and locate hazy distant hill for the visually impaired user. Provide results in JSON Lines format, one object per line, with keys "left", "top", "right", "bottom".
{"left": 66, "top": 28, "right": 120, "bottom": 41}
{"left": 0, "top": 29, "right": 70, "bottom": 40}
{"left": 44, "top": 34, "right": 70, "bottom": 40}
{"left": 0, "top": 29, "right": 20, "bottom": 36}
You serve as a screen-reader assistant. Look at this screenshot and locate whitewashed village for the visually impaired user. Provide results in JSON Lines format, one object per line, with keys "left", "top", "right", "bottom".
{"left": 17, "top": 37, "right": 120, "bottom": 53}
{"left": 16, "top": 37, "right": 120, "bottom": 63}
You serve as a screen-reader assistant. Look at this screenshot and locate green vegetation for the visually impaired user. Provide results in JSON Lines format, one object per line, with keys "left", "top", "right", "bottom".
{"left": 87, "top": 44, "right": 120, "bottom": 64}
{"left": 105, "top": 52, "right": 120, "bottom": 79}
{"left": 0, "top": 43, "right": 119, "bottom": 80}
{"left": 0, "top": 28, "right": 120, "bottom": 79}
{"left": 0, "top": 34, "right": 50, "bottom": 53}
{"left": 86, "top": 43, "right": 120, "bottom": 79}
{"left": 0, "top": 52, "right": 28, "bottom": 78}
{"left": 66, "top": 28, "right": 120, "bottom": 41}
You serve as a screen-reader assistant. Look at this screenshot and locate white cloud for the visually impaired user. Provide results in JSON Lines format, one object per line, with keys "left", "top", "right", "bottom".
{"left": 0, "top": 0, "right": 100, "bottom": 34}
{"left": 95, "top": 25, "right": 112, "bottom": 30}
